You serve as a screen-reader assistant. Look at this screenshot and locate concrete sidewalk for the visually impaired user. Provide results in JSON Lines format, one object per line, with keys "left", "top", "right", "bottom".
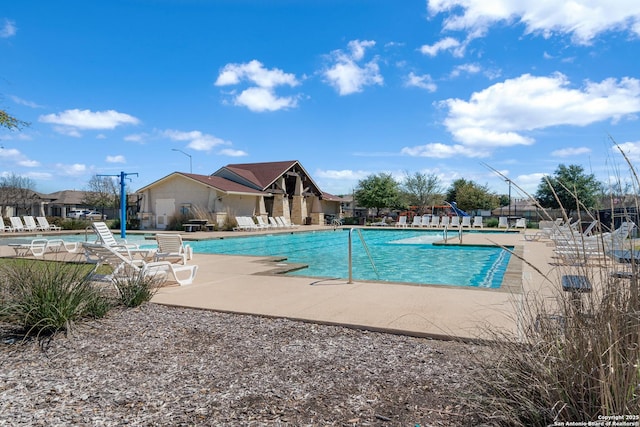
{"left": 151, "top": 229, "right": 560, "bottom": 340}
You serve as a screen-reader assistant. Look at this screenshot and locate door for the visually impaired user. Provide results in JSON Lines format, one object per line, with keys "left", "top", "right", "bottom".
{"left": 155, "top": 198, "right": 175, "bottom": 230}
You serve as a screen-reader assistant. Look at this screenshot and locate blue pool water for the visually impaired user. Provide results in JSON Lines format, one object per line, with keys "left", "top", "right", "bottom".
{"left": 189, "top": 229, "right": 511, "bottom": 288}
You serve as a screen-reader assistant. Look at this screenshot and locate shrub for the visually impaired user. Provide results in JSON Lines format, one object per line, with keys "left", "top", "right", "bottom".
{"left": 0, "top": 260, "right": 110, "bottom": 336}
{"left": 112, "top": 270, "right": 162, "bottom": 308}
{"left": 464, "top": 142, "right": 640, "bottom": 425}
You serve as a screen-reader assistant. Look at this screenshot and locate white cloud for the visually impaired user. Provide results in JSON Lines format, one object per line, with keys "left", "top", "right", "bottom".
{"left": 441, "top": 73, "right": 640, "bottom": 146}
{"left": 614, "top": 141, "right": 640, "bottom": 161}
{"left": 55, "top": 163, "right": 88, "bottom": 176}
{"left": 214, "top": 60, "right": 300, "bottom": 112}
{"left": 315, "top": 169, "right": 371, "bottom": 180}
{"left": 450, "top": 63, "right": 481, "bottom": 78}
{"left": 39, "top": 109, "right": 140, "bottom": 133}
{"left": 551, "top": 147, "right": 592, "bottom": 157}
{"left": 215, "top": 59, "right": 299, "bottom": 88}
{"left": 218, "top": 148, "right": 248, "bottom": 157}
{"left": 420, "top": 37, "right": 463, "bottom": 57}
{"left": 106, "top": 155, "right": 126, "bottom": 163}
{"left": 405, "top": 72, "right": 437, "bottom": 92}
{"left": 0, "top": 147, "right": 40, "bottom": 167}
{"left": 234, "top": 87, "right": 298, "bottom": 112}
{"left": 9, "top": 95, "right": 42, "bottom": 108}
{"left": 323, "top": 40, "right": 383, "bottom": 95}
{"left": 400, "top": 143, "right": 490, "bottom": 158}
{"left": 0, "top": 19, "right": 16, "bottom": 38}
{"left": 162, "top": 129, "right": 228, "bottom": 152}
{"left": 124, "top": 133, "right": 149, "bottom": 143}
{"left": 427, "top": 0, "right": 640, "bottom": 44}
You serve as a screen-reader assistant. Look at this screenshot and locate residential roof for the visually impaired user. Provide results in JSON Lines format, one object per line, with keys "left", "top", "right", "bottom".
{"left": 136, "top": 172, "right": 267, "bottom": 196}
{"left": 214, "top": 160, "right": 299, "bottom": 190}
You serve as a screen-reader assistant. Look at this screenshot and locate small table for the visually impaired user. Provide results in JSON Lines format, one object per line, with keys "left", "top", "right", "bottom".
{"left": 182, "top": 219, "right": 209, "bottom": 232}
{"left": 608, "top": 250, "right": 640, "bottom": 264}
{"left": 562, "top": 275, "right": 592, "bottom": 312}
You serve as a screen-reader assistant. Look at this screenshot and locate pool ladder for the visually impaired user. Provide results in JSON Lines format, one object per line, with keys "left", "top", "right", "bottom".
{"left": 348, "top": 228, "right": 379, "bottom": 284}
{"left": 443, "top": 225, "right": 463, "bottom": 244}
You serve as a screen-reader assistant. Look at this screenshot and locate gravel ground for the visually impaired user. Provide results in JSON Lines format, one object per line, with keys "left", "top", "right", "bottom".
{"left": 0, "top": 303, "right": 483, "bottom": 426}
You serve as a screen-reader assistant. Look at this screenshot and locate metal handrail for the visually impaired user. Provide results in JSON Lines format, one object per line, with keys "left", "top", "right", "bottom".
{"left": 348, "top": 228, "right": 379, "bottom": 283}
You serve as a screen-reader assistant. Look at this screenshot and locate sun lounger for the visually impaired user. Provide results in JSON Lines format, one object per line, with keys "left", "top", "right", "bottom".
{"left": 22, "top": 216, "right": 39, "bottom": 231}
{"left": 9, "top": 238, "right": 80, "bottom": 257}
{"left": 154, "top": 233, "right": 193, "bottom": 265}
{"left": 36, "top": 216, "right": 62, "bottom": 231}
{"left": 1, "top": 217, "right": 13, "bottom": 232}
{"left": 83, "top": 242, "right": 198, "bottom": 286}
{"left": 91, "top": 221, "right": 155, "bottom": 259}
{"left": 9, "top": 217, "right": 25, "bottom": 232}
{"left": 395, "top": 216, "right": 408, "bottom": 228}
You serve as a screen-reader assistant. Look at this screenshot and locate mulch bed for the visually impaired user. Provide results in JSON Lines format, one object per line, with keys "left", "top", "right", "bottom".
{"left": 0, "top": 303, "right": 484, "bottom": 426}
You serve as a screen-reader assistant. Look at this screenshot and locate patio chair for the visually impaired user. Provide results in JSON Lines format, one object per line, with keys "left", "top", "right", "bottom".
{"left": 440, "top": 216, "right": 450, "bottom": 228}
{"left": 370, "top": 217, "right": 389, "bottom": 226}
{"left": 450, "top": 216, "right": 460, "bottom": 227}
{"left": 278, "top": 216, "right": 299, "bottom": 228}
{"left": 9, "top": 217, "right": 26, "bottom": 232}
{"left": 472, "top": 216, "right": 484, "bottom": 228}
{"left": 514, "top": 218, "right": 527, "bottom": 229}
{"left": 154, "top": 233, "right": 193, "bottom": 265}
{"left": 498, "top": 217, "right": 509, "bottom": 229}
{"left": 420, "top": 215, "right": 430, "bottom": 227}
{"left": 395, "top": 216, "right": 408, "bottom": 228}
{"left": 256, "top": 216, "right": 271, "bottom": 229}
{"left": 24, "top": 215, "right": 42, "bottom": 231}
{"left": 460, "top": 216, "right": 472, "bottom": 228}
{"left": 409, "top": 216, "right": 421, "bottom": 227}
{"left": 83, "top": 242, "right": 198, "bottom": 286}
{"left": 268, "top": 217, "right": 283, "bottom": 228}
{"left": 36, "top": 216, "right": 62, "bottom": 231}
{"left": 91, "top": 221, "right": 154, "bottom": 258}
{"left": 1, "top": 217, "right": 14, "bottom": 232}
{"left": 429, "top": 215, "right": 440, "bottom": 228}
{"left": 9, "top": 238, "right": 49, "bottom": 257}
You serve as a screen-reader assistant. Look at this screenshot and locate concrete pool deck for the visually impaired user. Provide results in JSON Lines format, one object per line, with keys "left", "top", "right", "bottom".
{"left": 0, "top": 225, "right": 569, "bottom": 340}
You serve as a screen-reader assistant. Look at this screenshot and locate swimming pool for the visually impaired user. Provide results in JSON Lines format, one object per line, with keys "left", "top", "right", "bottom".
{"left": 188, "top": 229, "right": 511, "bottom": 288}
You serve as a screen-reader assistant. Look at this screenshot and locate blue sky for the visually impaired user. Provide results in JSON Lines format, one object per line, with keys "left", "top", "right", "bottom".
{"left": 1, "top": 1, "right": 640, "bottom": 199}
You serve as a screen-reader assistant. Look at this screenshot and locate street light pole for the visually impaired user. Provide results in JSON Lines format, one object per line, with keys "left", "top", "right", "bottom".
{"left": 171, "top": 148, "right": 192, "bottom": 173}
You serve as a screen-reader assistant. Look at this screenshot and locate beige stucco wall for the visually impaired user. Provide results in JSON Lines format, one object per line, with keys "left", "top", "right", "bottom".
{"left": 138, "top": 175, "right": 266, "bottom": 229}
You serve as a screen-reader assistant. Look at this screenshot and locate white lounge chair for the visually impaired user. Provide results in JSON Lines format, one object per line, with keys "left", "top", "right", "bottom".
{"left": 9, "top": 217, "right": 25, "bottom": 232}
{"left": 8, "top": 238, "right": 80, "bottom": 257}
{"left": 155, "top": 233, "right": 193, "bottom": 265}
{"left": 234, "top": 216, "right": 259, "bottom": 231}
{"left": 409, "top": 216, "right": 422, "bottom": 227}
{"left": 22, "top": 216, "right": 39, "bottom": 231}
{"left": 9, "top": 238, "right": 49, "bottom": 257}
{"left": 514, "top": 218, "right": 527, "bottom": 229}
{"left": 279, "top": 216, "right": 299, "bottom": 228}
{"left": 420, "top": 215, "right": 430, "bottom": 227}
{"left": 429, "top": 215, "right": 440, "bottom": 228}
{"left": 461, "top": 216, "right": 472, "bottom": 228}
{"left": 498, "top": 217, "right": 509, "bottom": 229}
{"left": 395, "top": 216, "right": 408, "bottom": 228}
{"left": 472, "top": 216, "right": 484, "bottom": 228}
{"left": 440, "top": 216, "right": 450, "bottom": 228}
{"left": 1, "top": 217, "right": 13, "bottom": 232}
{"left": 36, "top": 216, "right": 62, "bottom": 231}
{"left": 83, "top": 242, "right": 198, "bottom": 286}
{"left": 91, "top": 221, "right": 154, "bottom": 258}
{"left": 256, "top": 216, "right": 271, "bottom": 229}
{"left": 450, "top": 216, "right": 460, "bottom": 227}
{"left": 269, "top": 217, "right": 283, "bottom": 228}
{"left": 370, "top": 217, "right": 389, "bottom": 226}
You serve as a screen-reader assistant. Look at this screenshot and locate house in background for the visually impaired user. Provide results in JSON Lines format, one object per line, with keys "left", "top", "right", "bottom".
{"left": 135, "top": 160, "right": 343, "bottom": 229}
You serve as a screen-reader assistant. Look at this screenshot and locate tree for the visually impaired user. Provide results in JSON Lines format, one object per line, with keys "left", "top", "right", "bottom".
{"left": 0, "top": 109, "right": 29, "bottom": 131}
{"left": 84, "top": 175, "right": 119, "bottom": 215}
{"left": 445, "top": 178, "right": 499, "bottom": 213}
{"left": 401, "top": 172, "right": 443, "bottom": 214}
{"left": 0, "top": 173, "right": 37, "bottom": 217}
{"left": 535, "top": 164, "right": 603, "bottom": 210}
{"left": 354, "top": 173, "right": 402, "bottom": 217}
